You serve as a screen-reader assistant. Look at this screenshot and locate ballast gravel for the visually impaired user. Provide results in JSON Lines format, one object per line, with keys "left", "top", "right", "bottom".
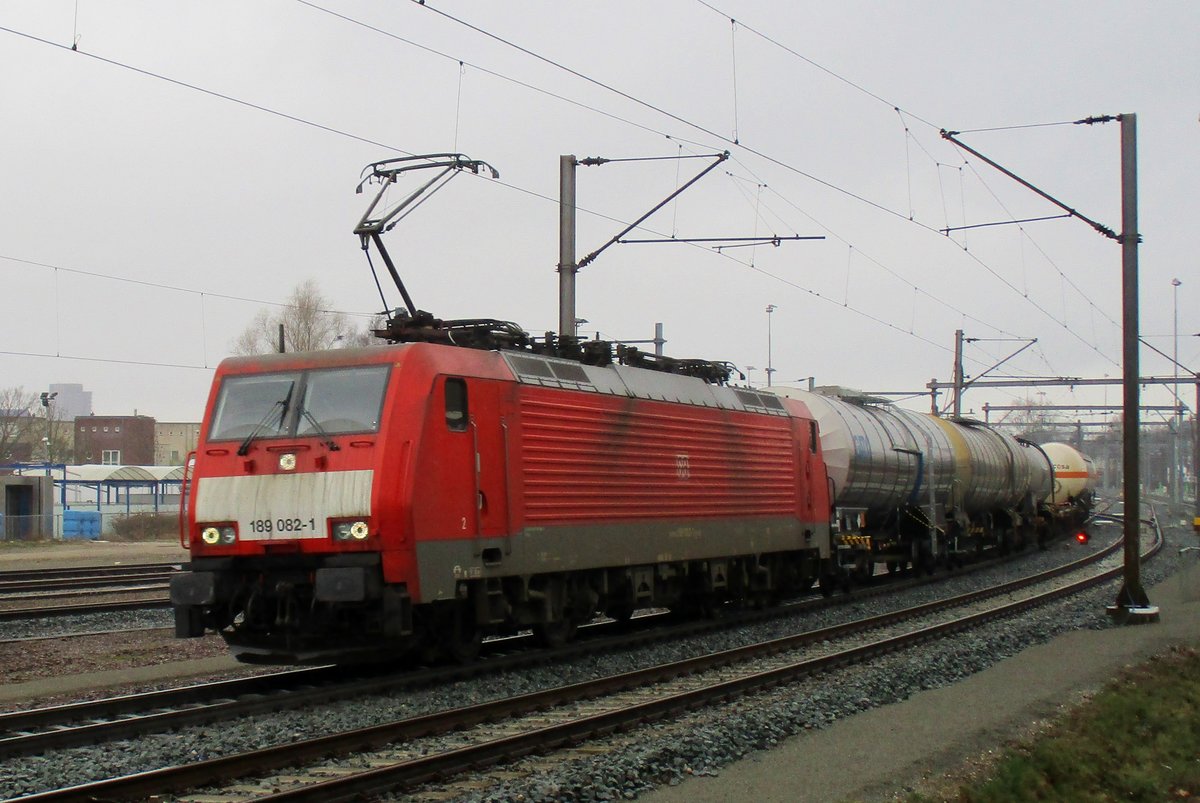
{"left": 0, "top": 525, "right": 1185, "bottom": 802}
{"left": 0, "top": 608, "right": 174, "bottom": 640}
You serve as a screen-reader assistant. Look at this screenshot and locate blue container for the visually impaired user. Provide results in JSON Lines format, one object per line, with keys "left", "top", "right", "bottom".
{"left": 62, "top": 510, "right": 101, "bottom": 541}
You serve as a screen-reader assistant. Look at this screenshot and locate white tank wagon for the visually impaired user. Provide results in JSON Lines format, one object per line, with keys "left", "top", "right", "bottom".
{"left": 1038, "top": 441, "right": 1098, "bottom": 531}
{"left": 773, "top": 387, "right": 1063, "bottom": 575}
{"left": 1041, "top": 441, "right": 1098, "bottom": 503}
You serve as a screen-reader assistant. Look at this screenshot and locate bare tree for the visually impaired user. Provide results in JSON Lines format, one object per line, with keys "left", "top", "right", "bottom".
{"left": 42, "top": 397, "right": 73, "bottom": 464}
{"left": 0, "top": 387, "right": 40, "bottom": 463}
{"left": 339, "top": 313, "right": 388, "bottom": 348}
{"left": 232, "top": 279, "right": 379, "bottom": 355}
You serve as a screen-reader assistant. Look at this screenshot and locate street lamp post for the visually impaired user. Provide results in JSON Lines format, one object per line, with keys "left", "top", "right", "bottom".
{"left": 765, "top": 304, "right": 776, "bottom": 388}
{"left": 39, "top": 391, "right": 57, "bottom": 464}
{"left": 1194, "top": 332, "right": 1200, "bottom": 534}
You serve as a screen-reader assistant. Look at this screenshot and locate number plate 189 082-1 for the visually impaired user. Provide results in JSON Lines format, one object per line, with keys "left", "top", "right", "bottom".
{"left": 245, "top": 517, "right": 320, "bottom": 538}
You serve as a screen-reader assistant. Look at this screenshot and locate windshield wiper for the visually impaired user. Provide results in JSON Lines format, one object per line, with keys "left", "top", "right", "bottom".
{"left": 300, "top": 409, "right": 341, "bottom": 452}
{"left": 236, "top": 385, "right": 294, "bottom": 456}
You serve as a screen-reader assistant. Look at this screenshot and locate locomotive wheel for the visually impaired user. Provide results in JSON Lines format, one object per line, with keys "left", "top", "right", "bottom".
{"left": 606, "top": 603, "right": 635, "bottom": 624}
{"left": 818, "top": 573, "right": 836, "bottom": 597}
{"left": 446, "top": 619, "right": 483, "bottom": 663}
{"left": 533, "top": 618, "right": 577, "bottom": 648}
{"left": 447, "top": 630, "right": 482, "bottom": 663}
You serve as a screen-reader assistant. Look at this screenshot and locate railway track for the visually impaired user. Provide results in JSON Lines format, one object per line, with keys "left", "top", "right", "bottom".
{"left": 0, "top": 596, "right": 170, "bottom": 621}
{"left": 0, "top": 625, "right": 171, "bottom": 644}
{"left": 0, "top": 562, "right": 177, "bottom": 621}
{"left": 0, "top": 554, "right": 952, "bottom": 758}
{"left": 7, "top": 522, "right": 1145, "bottom": 803}
{"left": 0, "top": 562, "right": 179, "bottom": 593}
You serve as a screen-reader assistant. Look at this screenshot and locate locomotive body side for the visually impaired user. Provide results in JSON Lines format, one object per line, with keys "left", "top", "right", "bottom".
{"left": 409, "top": 351, "right": 835, "bottom": 651}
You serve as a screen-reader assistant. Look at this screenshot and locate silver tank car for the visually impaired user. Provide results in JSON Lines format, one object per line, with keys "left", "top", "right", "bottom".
{"left": 773, "top": 386, "right": 1055, "bottom": 569}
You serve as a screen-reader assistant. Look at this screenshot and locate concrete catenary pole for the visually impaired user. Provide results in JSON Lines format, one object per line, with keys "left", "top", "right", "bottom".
{"left": 1172, "top": 277, "right": 1182, "bottom": 503}
{"left": 1111, "top": 113, "right": 1156, "bottom": 621}
{"left": 952, "top": 328, "right": 965, "bottom": 419}
{"left": 765, "top": 304, "right": 776, "bottom": 388}
{"left": 558, "top": 155, "right": 578, "bottom": 341}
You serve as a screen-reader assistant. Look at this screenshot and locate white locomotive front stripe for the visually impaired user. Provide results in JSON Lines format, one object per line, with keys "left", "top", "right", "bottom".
{"left": 194, "top": 470, "right": 374, "bottom": 540}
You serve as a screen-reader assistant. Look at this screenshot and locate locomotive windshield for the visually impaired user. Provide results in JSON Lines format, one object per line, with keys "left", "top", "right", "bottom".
{"left": 208, "top": 365, "right": 390, "bottom": 441}
{"left": 209, "top": 373, "right": 300, "bottom": 441}
{"left": 296, "top": 366, "right": 390, "bottom": 435}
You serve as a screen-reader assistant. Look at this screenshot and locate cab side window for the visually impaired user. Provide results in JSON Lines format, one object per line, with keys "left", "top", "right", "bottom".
{"left": 445, "top": 378, "right": 468, "bottom": 431}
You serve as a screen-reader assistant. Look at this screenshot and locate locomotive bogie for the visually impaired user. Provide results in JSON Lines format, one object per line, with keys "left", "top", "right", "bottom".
{"left": 175, "top": 547, "right": 830, "bottom": 663}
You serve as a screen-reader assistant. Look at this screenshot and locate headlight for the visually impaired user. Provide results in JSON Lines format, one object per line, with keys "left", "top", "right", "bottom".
{"left": 333, "top": 520, "right": 370, "bottom": 541}
{"left": 200, "top": 525, "right": 237, "bottom": 546}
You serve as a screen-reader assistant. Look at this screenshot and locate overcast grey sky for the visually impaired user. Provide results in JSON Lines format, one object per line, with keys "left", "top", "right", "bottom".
{"left": 2, "top": 1, "right": 1197, "bottom": 425}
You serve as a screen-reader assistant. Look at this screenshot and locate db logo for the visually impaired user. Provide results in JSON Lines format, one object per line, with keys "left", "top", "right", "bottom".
{"left": 675, "top": 454, "right": 690, "bottom": 480}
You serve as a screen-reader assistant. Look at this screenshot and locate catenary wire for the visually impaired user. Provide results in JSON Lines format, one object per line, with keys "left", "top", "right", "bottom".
{"left": 294, "top": 0, "right": 673, "bottom": 140}
{"left": 959, "top": 159, "right": 1121, "bottom": 331}
{"left": 1, "top": 13, "right": 1111, "bottom": 379}
{"left": 0, "top": 349, "right": 213, "bottom": 372}
{"left": 901, "top": 123, "right": 1122, "bottom": 337}
{"left": 0, "top": 21, "right": 965, "bottom": 367}
{"left": 0, "top": 23, "right": 399, "bottom": 153}
{"left": 693, "top": 0, "right": 941, "bottom": 130}
{"left": 687, "top": 4, "right": 1122, "bottom": 367}
{"left": 403, "top": 2, "right": 1121, "bottom": 368}
{"left": 0, "top": 254, "right": 377, "bottom": 318}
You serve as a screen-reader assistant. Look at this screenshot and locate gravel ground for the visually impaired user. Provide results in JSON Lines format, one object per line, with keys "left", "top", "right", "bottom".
{"left": 0, "top": 526, "right": 1164, "bottom": 801}
{"left": 432, "top": 525, "right": 1198, "bottom": 803}
{"left": 0, "top": 629, "right": 225, "bottom": 688}
{"left": 0, "top": 539, "right": 188, "bottom": 570}
{"left": 0, "top": 606, "right": 175, "bottom": 640}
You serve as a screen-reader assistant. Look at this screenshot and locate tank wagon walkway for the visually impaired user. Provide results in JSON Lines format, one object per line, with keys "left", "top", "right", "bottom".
{"left": 640, "top": 560, "right": 1200, "bottom": 803}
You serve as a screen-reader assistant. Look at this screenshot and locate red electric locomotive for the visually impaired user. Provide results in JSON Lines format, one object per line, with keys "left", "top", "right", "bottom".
{"left": 171, "top": 338, "right": 835, "bottom": 662}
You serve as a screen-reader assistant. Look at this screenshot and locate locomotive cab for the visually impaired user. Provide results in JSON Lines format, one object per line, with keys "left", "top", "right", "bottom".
{"left": 172, "top": 347, "right": 419, "bottom": 662}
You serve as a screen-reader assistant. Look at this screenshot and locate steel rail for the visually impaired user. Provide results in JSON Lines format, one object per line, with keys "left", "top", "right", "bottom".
{"left": 0, "top": 573, "right": 175, "bottom": 594}
{"left": 0, "top": 625, "right": 170, "bottom": 645}
{"left": 15, "top": 527, "right": 1134, "bottom": 803}
{"left": 0, "top": 562, "right": 181, "bottom": 581}
{"left": 0, "top": 596, "right": 170, "bottom": 621}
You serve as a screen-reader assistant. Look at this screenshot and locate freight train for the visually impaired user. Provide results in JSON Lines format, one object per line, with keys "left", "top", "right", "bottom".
{"left": 170, "top": 328, "right": 1096, "bottom": 664}
{"left": 170, "top": 151, "right": 1096, "bottom": 663}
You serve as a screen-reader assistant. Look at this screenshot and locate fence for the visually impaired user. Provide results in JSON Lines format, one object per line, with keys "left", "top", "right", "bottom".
{"left": 0, "top": 505, "right": 181, "bottom": 542}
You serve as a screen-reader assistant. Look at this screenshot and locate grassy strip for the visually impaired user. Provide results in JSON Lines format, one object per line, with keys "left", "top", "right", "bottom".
{"left": 917, "top": 645, "right": 1200, "bottom": 802}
